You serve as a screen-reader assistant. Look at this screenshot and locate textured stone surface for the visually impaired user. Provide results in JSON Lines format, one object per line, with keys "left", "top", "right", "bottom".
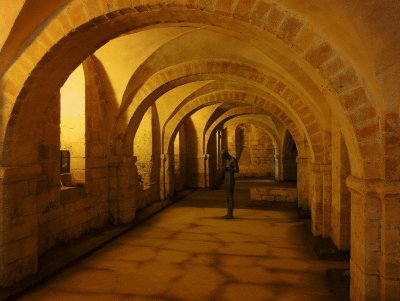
{"left": 0, "top": 0, "right": 399, "bottom": 299}
{"left": 18, "top": 189, "right": 348, "bottom": 301}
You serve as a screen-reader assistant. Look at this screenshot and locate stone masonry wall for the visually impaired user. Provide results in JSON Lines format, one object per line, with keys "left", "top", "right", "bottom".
{"left": 135, "top": 107, "right": 160, "bottom": 209}
{"left": 227, "top": 124, "right": 275, "bottom": 178}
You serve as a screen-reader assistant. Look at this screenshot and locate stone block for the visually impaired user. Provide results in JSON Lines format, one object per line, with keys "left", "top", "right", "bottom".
{"left": 87, "top": 144, "right": 107, "bottom": 158}
{"left": 5, "top": 214, "right": 37, "bottom": 242}
{"left": 0, "top": 253, "right": 37, "bottom": 287}
{"left": 233, "top": 0, "right": 256, "bottom": 20}
{"left": 65, "top": 3, "right": 89, "bottom": 28}
{"left": 86, "top": 167, "right": 108, "bottom": 180}
{"left": 381, "top": 278, "right": 400, "bottom": 301}
{"left": 320, "top": 56, "right": 345, "bottom": 78}
{"left": 331, "top": 67, "right": 359, "bottom": 93}
{"left": 249, "top": 1, "right": 271, "bottom": 26}
{"left": 250, "top": 187, "right": 297, "bottom": 202}
{"left": 60, "top": 186, "right": 86, "bottom": 204}
{"left": 382, "top": 255, "right": 400, "bottom": 279}
{"left": 3, "top": 234, "right": 37, "bottom": 265}
{"left": 264, "top": 6, "right": 284, "bottom": 33}
{"left": 278, "top": 16, "right": 304, "bottom": 44}
{"left": 305, "top": 42, "right": 334, "bottom": 68}
{"left": 64, "top": 209, "right": 88, "bottom": 229}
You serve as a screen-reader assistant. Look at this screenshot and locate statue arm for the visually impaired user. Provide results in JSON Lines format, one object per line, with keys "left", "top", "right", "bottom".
{"left": 232, "top": 158, "right": 239, "bottom": 173}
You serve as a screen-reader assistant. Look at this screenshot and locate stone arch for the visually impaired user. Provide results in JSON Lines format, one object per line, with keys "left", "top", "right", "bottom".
{"left": 0, "top": 1, "right": 391, "bottom": 293}
{"left": 281, "top": 130, "right": 298, "bottom": 181}
{"left": 223, "top": 117, "right": 280, "bottom": 179}
{"left": 223, "top": 116, "right": 280, "bottom": 153}
{"left": 162, "top": 91, "right": 310, "bottom": 161}
{"left": 204, "top": 107, "right": 307, "bottom": 159}
{"left": 121, "top": 60, "right": 326, "bottom": 155}
{"left": 123, "top": 62, "right": 325, "bottom": 160}
{"left": 0, "top": 1, "right": 382, "bottom": 179}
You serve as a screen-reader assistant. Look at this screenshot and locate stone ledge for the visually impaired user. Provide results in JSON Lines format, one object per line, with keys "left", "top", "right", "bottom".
{"left": 346, "top": 176, "right": 400, "bottom": 196}
{"left": 0, "top": 189, "right": 194, "bottom": 301}
{"left": 60, "top": 186, "right": 86, "bottom": 203}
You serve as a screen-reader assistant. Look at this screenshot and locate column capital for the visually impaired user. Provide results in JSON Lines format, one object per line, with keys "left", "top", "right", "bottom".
{"left": 346, "top": 176, "right": 380, "bottom": 194}
{"left": 346, "top": 176, "right": 400, "bottom": 197}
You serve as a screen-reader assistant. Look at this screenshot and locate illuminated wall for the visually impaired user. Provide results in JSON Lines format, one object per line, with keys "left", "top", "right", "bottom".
{"left": 134, "top": 105, "right": 161, "bottom": 209}
{"left": 60, "top": 65, "right": 86, "bottom": 182}
{"left": 226, "top": 123, "right": 276, "bottom": 178}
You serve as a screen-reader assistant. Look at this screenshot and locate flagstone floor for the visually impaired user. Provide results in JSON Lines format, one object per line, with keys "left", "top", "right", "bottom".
{"left": 19, "top": 188, "right": 348, "bottom": 301}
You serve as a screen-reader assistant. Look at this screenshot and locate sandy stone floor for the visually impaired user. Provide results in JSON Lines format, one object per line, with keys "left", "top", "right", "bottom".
{"left": 19, "top": 188, "right": 348, "bottom": 301}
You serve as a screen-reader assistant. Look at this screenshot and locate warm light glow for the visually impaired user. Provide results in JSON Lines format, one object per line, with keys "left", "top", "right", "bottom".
{"left": 60, "top": 64, "right": 86, "bottom": 182}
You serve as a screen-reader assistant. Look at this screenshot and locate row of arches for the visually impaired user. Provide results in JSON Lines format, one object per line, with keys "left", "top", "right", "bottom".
{"left": 0, "top": 1, "right": 398, "bottom": 300}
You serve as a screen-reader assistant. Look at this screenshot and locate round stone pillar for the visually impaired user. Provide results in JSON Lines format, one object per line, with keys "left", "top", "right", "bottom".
{"left": 160, "top": 153, "right": 176, "bottom": 200}
{"left": 347, "top": 176, "right": 400, "bottom": 301}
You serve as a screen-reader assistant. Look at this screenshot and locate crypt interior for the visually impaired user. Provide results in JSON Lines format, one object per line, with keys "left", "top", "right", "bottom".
{"left": 0, "top": 0, "right": 399, "bottom": 300}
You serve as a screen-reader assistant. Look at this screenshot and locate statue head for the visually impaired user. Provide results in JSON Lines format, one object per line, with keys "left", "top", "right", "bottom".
{"left": 221, "top": 149, "right": 231, "bottom": 160}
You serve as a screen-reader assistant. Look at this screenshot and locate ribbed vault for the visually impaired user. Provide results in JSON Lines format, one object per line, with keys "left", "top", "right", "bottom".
{"left": 1, "top": 1, "right": 398, "bottom": 299}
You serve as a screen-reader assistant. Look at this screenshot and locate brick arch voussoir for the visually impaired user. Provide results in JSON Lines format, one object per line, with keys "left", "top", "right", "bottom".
{"left": 128, "top": 59, "right": 318, "bottom": 122}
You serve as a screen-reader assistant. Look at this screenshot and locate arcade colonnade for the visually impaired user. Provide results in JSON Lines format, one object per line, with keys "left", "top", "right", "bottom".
{"left": 0, "top": 0, "right": 399, "bottom": 300}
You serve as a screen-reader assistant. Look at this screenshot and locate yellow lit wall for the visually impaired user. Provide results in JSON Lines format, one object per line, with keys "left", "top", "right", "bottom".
{"left": 60, "top": 64, "right": 85, "bottom": 182}
{"left": 135, "top": 107, "right": 153, "bottom": 189}
{"left": 227, "top": 123, "right": 276, "bottom": 178}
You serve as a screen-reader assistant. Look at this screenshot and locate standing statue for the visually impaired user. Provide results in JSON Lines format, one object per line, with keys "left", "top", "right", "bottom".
{"left": 221, "top": 150, "right": 239, "bottom": 219}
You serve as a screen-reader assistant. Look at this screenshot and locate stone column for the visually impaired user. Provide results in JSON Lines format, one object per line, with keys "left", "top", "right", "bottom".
{"left": 346, "top": 176, "right": 381, "bottom": 301}
{"left": 0, "top": 164, "right": 42, "bottom": 287}
{"left": 331, "top": 129, "right": 351, "bottom": 251}
{"left": 347, "top": 177, "right": 400, "bottom": 301}
{"left": 296, "top": 157, "right": 309, "bottom": 209}
{"left": 378, "top": 181, "right": 400, "bottom": 301}
{"left": 119, "top": 156, "right": 136, "bottom": 223}
{"left": 194, "top": 154, "right": 208, "bottom": 189}
{"left": 310, "top": 163, "right": 331, "bottom": 237}
{"left": 161, "top": 153, "right": 175, "bottom": 200}
{"left": 204, "top": 153, "right": 212, "bottom": 189}
{"left": 310, "top": 165, "right": 323, "bottom": 236}
{"left": 108, "top": 156, "right": 136, "bottom": 224}
{"left": 275, "top": 154, "right": 283, "bottom": 182}
{"left": 322, "top": 168, "right": 332, "bottom": 238}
